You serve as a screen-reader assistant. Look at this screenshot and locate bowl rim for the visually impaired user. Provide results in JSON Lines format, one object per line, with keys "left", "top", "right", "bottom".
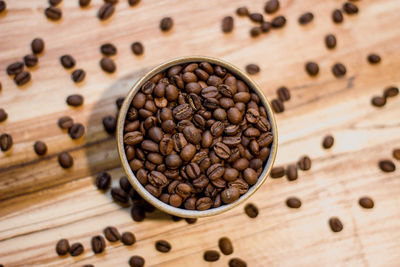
{"left": 117, "top": 55, "right": 278, "bottom": 218}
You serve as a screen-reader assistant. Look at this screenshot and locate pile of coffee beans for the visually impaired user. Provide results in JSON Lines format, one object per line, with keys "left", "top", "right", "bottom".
{"left": 371, "top": 86, "right": 399, "bottom": 107}
{"left": 122, "top": 61, "right": 273, "bottom": 211}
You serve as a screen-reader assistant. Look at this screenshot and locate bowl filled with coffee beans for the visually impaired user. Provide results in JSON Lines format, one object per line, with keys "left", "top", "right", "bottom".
{"left": 117, "top": 56, "right": 277, "bottom": 218}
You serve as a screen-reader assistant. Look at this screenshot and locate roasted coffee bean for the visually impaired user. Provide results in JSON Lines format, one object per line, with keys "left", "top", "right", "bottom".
{"left": 271, "top": 15, "right": 286, "bottom": 28}
{"left": 34, "top": 141, "right": 47, "bottom": 156}
{"left": 286, "top": 197, "right": 301, "bottom": 208}
{"left": 131, "top": 205, "right": 146, "bottom": 222}
{"left": 71, "top": 69, "right": 86, "bottom": 83}
{"left": 100, "top": 43, "right": 117, "bottom": 56}
{"left": 277, "top": 86, "right": 290, "bottom": 102}
{"left": 371, "top": 96, "right": 385, "bottom": 107}
{"left": 393, "top": 148, "right": 400, "bottom": 160}
{"left": 66, "top": 94, "right": 84, "bottom": 107}
{"left": 384, "top": 86, "right": 399, "bottom": 98}
{"left": 367, "top": 53, "right": 381, "bottom": 64}
{"left": 213, "top": 142, "right": 231, "bottom": 159}
{"left": 236, "top": 6, "right": 249, "bottom": 16}
{"left": 305, "top": 61, "right": 319, "bottom": 76}
{"left": 332, "top": 9, "right": 343, "bottom": 23}
{"left": 229, "top": 258, "right": 247, "bottom": 267}
{"left": 103, "top": 115, "right": 116, "bottom": 134}
{"left": 322, "top": 135, "right": 334, "bottom": 149}
{"left": 359, "top": 197, "right": 374, "bottom": 209}
{"left": 49, "top": 0, "right": 62, "bottom": 6}
{"left": 6, "top": 62, "right": 24, "bottom": 75}
{"left": 68, "top": 123, "right": 85, "bottom": 139}
{"left": 129, "top": 256, "right": 145, "bottom": 267}
{"left": 45, "top": 6, "right": 62, "bottom": 21}
{"left": 196, "top": 197, "right": 213, "bottom": 210}
{"left": 260, "top": 21, "right": 272, "bottom": 33}
{"left": 119, "top": 176, "right": 133, "bottom": 194}
{"left": 218, "top": 237, "right": 233, "bottom": 255}
{"left": 14, "top": 71, "right": 31, "bottom": 86}
{"left": 221, "top": 187, "right": 240, "bottom": 204}
{"left": 298, "top": 12, "right": 314, "bottom": 25}
{"left": 124, "top": 131, "right": 143, "bottom": 145}
{"left": 250, "top": 27, "right": 261, "bottom": 37}
{"left": 222, "top": 16, "right": 234, "bottom": 33}
{"left": 165, "top": 154, "right": 182, "bottom": 169}
{"left": 131, "top": 42, "right": 144, "bottom": 55}
{"left": 249, "top": 13, "right": 263, "bottom": 23}
{"left": 244, "top": 203, "right": 258, "bottom": 218}
{"left": 325, "top": 34, "right": 337, "bottom": 49}
{"left": 98, "top": 3, "right": 115, "bottom": 20}
{"left": 378, "top": 160, "right": 395, "bottom": 172}
{"left": 56, "top": 239, "right": 70, "bottom": 256}
{"left": 332, "top": 63, "right": 346, "bottom": 77}
{"left": 183, "top": 126, "right": 201, "bottom": 144}
{"left": 58, "top": 152, "right": 73, "bottom": 168}
{"left": 79, "top": 0, "right": 91, "bottom": 7}
{"left": 264, "top": 0, "right": 279, "bottom": 14}
{"left": 121, "top": 232, "right": 136, "bottom": 246}
{"left": 0, "top": 0, "right": 5, "bottom": 13}
{"left": 0, "top": 108, "right": 7, "bottom": 122}
{"left": 58, "top": 116, "right": 73, "bottom": 129}
{"left": 100, "top": 57, "right": 116, "bottom": 73}
{"left": 91, "top": 235, "right": 106, "bottom": 254}
{"left": 160, "top": 17, "right": 173, "bottom": 31}
{"left": 173, "top": 104, "right": 193, "bottom": 120}
{"left": 111, "top": 187, "right": 129, "bottom": 203}
{"left": 245, "top": 64, "right": 260, "bottom": 75}
{"left": 271, "top": 99, "right": 284, "bottom": 113}
{"left": 70, "top": 242, "right": 84, "bottom": 257}
{"left": 343, "top": 2, "right": 358, "bottom": 15}
{"left": 286, "top": 164, "right": 298, "bottom": 181}
{"left": 24, "top": 54, "right": 38, "bottom": 68}
{"left": 298, "top": 155, "right": 311, "bottom": 170}
{"left": 60, "top": 55, "right": 75, "bottom": 69}
{"left": 271, "top": 166, "right": 284, "bottom": 178}
{"left": 329, "top": 217, "right": 343, "bottom": 232}
{"left": 148, "top": 171, "right": 168, "bottom": 188}
{"left": 204, "top": 250, "right": 220, "bottom": 262}
{"left": 95, "top": 172, "right": 111, "bottom": 190}
{"left": 155, "top": 240, "right": 171, "bottom": 253}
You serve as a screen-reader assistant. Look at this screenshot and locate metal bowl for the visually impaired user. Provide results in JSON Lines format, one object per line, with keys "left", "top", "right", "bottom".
{"left": 117, "top": 56, "right": 278, "bottom": 218}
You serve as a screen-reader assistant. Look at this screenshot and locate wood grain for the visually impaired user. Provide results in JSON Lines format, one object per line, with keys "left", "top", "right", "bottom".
{"left": 1, "top": 0, "right": 400, "bottom": 266}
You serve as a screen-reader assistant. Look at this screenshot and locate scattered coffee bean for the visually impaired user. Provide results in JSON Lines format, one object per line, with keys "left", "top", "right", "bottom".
{"left": 121, "top": 232, "right": 136, "bottom": 246}
{"left": 229, "top": 258, "right": 247, "bottom": 267}
{"left": 244, "top": 203, "right": 258, "bottom": 218}
{"left": 79, "top": 0, "right": 91, "bottom": 7}
{"left": 378, "top": 159, "right": 395, "bottom": 172}
{"left": 185, "top": 218, "right": 197, "bottom": 224}
{"left": 261, "top": 21, "right": 271, "bottom": 32}
{"left": 332, "top": 63, "right": 346, "bottom": 77}
{"left": 371, "top": 96, "right": 386, "bottom": 107}
{"left": 111, "top": 187, "right": 130, "bottom": 203}
{"left": 128, "top": 0, "right": 140, "bottom": 6}
{"left": 104, "top": 226, "right": 121, "bottom": 242}
{"left": 245, "top": 64, "right": 260, "bottom": 75}
{"left": 131, "top": 205, "right": 146, "bottom": 221}
{"left": 24, "top": 54, "right": 38, "bottom": 68}
{"left": 218, "top": 237, "right": 233, "bottom": 255}
{"left": 305, "top": 61, "right": 319, "bottom": 76}
{"left": 328, "top": 217, "right": 343, "bottom": 232}
{"left": 49, "top": 0, "right": 62, "bottom": 6}
{"left": 82, "top": 265, "right": 94, "bottom": 267}
{"left": 116, "top": 97, "right": 125, "bottom": 109}
{"left": 55, "top": 239, "right": 70, "bottom": 256}
{"left": 298, "top": 155, "right": 311, "bottom": 170}
{"left": 45, "top": 6, "right": 62, "bottom": 20}
{"left": 222, "top": 16, "right": 234, "bottom": 33}
{"left": 58, "top": 116, "right": 73, "bottom": 129}
{"left": 383, "top": 86, "right": 399, "bottom": 98}
{"left": 69, "top": 242, "right": 84, "bottom": 257}
{"left": 204, "top": 250, "right": 220, "bottom": 262}
{"left": 31, "top": 38, "right": 45, "bottom": 54}
{"left": 359, "top": 197, "right": 374, "bottom": 209}
{"left": 367, "top": 53, "right": 381, "bottom": 64}
{"left": 271, "top": 99, "right": 284, "bottom": 113}
{"left": 60, "top": 55, "right": 76, "bottom": 69}
{"left": 129, "top": 256, "right": 145, "bottom": 267}
{"left": 0, "top": 1, "right": 6, "bottom": 13}
{"left": 264, "top": 0, "right": 280, "bottom": 14}
{"left": 34, "top": 141, "right": 47, "bottom": 156}
{"left": 155, "top": 240, "right": 171, "bottom": 253}
{"left": 286, "top": 197, "right": 301, "bottom": 208}
{"left": 298, "top": 12, "right": 314, "bottom": 25}
{"left": 0, "top": 133, "right": 12, "bottom": 152}
{"left": 66, "top": 94, "right": 84, "bottom": 107}
{"left": 160, "top": 17, "right": 173, "bottom": 32}
{"left": 95, "top": 172, "right": 111, "bottom": 190}
{"left": 91, "top": 235, "right": 106, "bottom": 254}
{"left": 322, "top": 135, "right": 334, "bottom": 149}
{"left": 277, "top": 86, "right": 290, "bottom": 102}
{"left": 393, "top": 149, "right": 400, "bottom": 160}
{"left": 271, "top": 166, "right": 284, "bottom": 178}
{"left": 332, "top": 9, "right": 344, "bottom": 23}
{"left": 98, "top": 3, "right": 115, "bottom": 20}
{"left": 103, "top": 115, "right": 117, "bottom": 134}
{"left": 271, "top": 15, "right": 286, "bottom": 28}
{"left": 58, "top": 152, "right": 73, "bottom": 168}
{"left": 6, "top": 62, "right": 24, "bottom": 75}
{"left": 0, "top": 108, "right": 8, "bottom": 122}
{"left": 100, "top": 57, "right": 116, "bottom": 73}
{"left": 250, "top": 26, "right": 261, "bottom": 37}
{"left": 68, "top": 123, "right": 85, "bottom": 139}
{"left": 286, "top": 164, "right": 298, "bottom": 181}
{"left": 100, "top": 43, "right": 117, "bottom": 56}
{"left": 236, "top": 7, "right": 249, "bottom": 16}
{"left": 343, "top": 2, "right": 358, "bottom": 15}
{"left": 14, "top": 71, "right": 31, "bottom": 86}
{"left": 71, "top": 69, "right": 86, "bottom": 83}
{"left": 131, "top": 42, "right": 144, "bottom": 55}
{"left": 249, "top": 13, "right": 263, "bottom": 23}
{"left": 325, "top": 34, "right": 337, "bottom": 49}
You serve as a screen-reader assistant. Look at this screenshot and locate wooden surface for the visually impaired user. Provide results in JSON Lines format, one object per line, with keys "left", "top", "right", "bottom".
{"left": 1, "top": 0, "right": 400, "bottom": 266}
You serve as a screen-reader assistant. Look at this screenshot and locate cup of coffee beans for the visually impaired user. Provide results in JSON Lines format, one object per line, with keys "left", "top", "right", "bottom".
{"left": 117, "top": 56, "right": 277, "bottom": 218}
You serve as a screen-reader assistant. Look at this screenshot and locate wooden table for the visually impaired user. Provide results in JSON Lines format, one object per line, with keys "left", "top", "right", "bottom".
{"left": 1, "top": 0, "right": 399, "bottom": 266}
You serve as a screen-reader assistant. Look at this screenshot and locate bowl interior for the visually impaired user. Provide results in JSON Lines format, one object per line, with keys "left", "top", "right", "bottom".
{"left": 117, "top": 56, "right": 278, "bottom": 218}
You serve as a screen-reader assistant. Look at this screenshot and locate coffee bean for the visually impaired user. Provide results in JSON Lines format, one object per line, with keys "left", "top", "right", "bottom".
{"left": 277, "top": 86, "right": 290, "bottom": 102}
{"left": 66, "top": 94, "right": 84, "bottom": 107}
{"left": 221, "top": 187, "right": 240, "bottom": 204}
{"left": 49, "top": 0, "right": 62, "bottom": 6}
{"left": 58, "top": 116, "right": 73, "bottom": 129}
{"left": 7, "top": 62, "right": 24, "bottom": 76}
{"left": 204, "top": 250, "right": 220, "bottom": 262}
{"left": 104, "top": 226, "right": 121, "bottom": 242}
{"left": 55, "top": 239, "right": 70, "bottom": 256}
{"left": 91, "top": 235, "right": 106, "bottom": 254}
{"left": 222, "top": 16, "right": 234, "bottom": 33}
{"left": 0, "top": 0, "right": 6, "bottom": 13}
{"left": 34, "top": 141, "right": 47, "bottom": 156}
{"left": 98, "top": 3, "right": 115, "bottom": 20}
{"left": 378, "top": 159, "right": 395, "bottom": 172}
{"left": 82, "top": 265, "right": 94, "bottom": 267}
{"left": 131, "top": 42, "right": 144, "bottom": 55}
{"left": 325, "top": 34, "right": 337, "bottom": 49}
{"left": 298, "top": 155, "right": 311, "bottom": 170}
{"left": 69, "top": 242, "right": 84, "bottom": 257}
{"left": 100, "top": 57, "right": 116, "bottom": 73}
{"left": 131, "top": 204, "right": 146, "bottom": 222}
{"left": 0, "top": 133, "right": 12, "bottom": 152}
{"left": 236, "top": 7, "right": 249, "bottom": 16}
{"left": 264, "top": 0, "right": 279, "bottom": 14}
{"left": 383, "top": 86, "right": 399, "bottom": 98}
{"left": 332, "top": 63, "right": 346, "bottom": 77}
{"left": 359, "top": 197, "right": 374, "bottom": 209}
{"left": 328, "top": 217, "right": 343, "bottom": 232}
{"left": 100, "top": 43, "right": 117, "bottom": 56}
{"left": 245, "top": 64, "right": 260, "bottom": 75}
{"left": 343, "top": 2, "right": 358, "bottom": 15}
{"left": 111, "top": 187, "right": 129, "bottom": 203}
{"left": 121, "top": 232, "right": 136, "bottom": 246}
{"left": 271, "top": 166, "right": 284, "bottom": 178}
{"left": 129, "top": 256, "right": 145, "bottom": 267}
{"left": 103, "top": 115, "right": 116, "bottom": 134}
{"left": 128, "top": 0, "right": 140, "bottom": 6}
{"left": 393, "top": 149, "right": 400, "bottom": 160}
{"left": 367, "top": 53, "right": 381, "bottom": 64}
{"left": 250, "top": 27, "right": 261, "bottom": 37}
{"left": 229, "top": 258, "right": 247, "bottom": 267}
{"left": 218, "top": 237, "right": 233, "bottom": 255}
{"left": 160, "top": 17, "right": 173, "bottom": 32}
{"left": 371, "top": 96, "right": 386, "bottom": 107}
{"left": 305, "top": 61, "right": 319, "bottom": 76}
{"left": 68, "top": 123, "right": 85, "bottom": 139}
{"left": 271, "top": 15, "right": 286, "bottom": 28}
{"left": 271, "top": 99, "right": 284, "bottom": 113}
{"left": 286, "top": 164, "right": 297, "bottom": 181}
{"left": 286, "top": 197, "right": 301, "bottom": 208}
{"left": 60, "top": 55, "right": 75, "bottom": 69}
{"left": 95, "top": 172, "right": 111, "bottom": 190}
{"left": 24, "top": 54, "right": 38, "bottom": 68}
{"left": 244, "top": 203, "right": 258, "bottom": 218}
{"left": 58, "top": 152, "right": 73, "bottom": 168}
{"left": 298, "top": 12, "right": 314, "bottom": 25}
{"left": 249, "top": 13, "right": 263, "bottom": 23}
{"left": 14, "top": 71, "right": 31, "bottom": 86}
{"left": 71, "top": 69, "right": 86, "bottom": 83}
{"left": 261, "top": 21, "right": 272, "bottom": 33}
{"left": 0, "top": 108, "right": 8, "bottom": 122}
{"left": 45, "top": 6, "right": 62, "bottom": 20}
{"left": 214, "top": 142, "right": 231, "bottom": 159}
{"left": 185, "top": 218, "right": 197, "bottom": 224}
{"left": 155, "top": 240, "right": 171, "bottom": 253}
{"left": 243, "top": 168, "right": 258, "bottom": 185}
{"left": 332, "top": 9, "right": 344, "bottom": 23}
{"left": 79, "top": 0, "right": 91, "bottom": 7}
{"left": 322, "top": 135, "right": 334, "bottom": 149}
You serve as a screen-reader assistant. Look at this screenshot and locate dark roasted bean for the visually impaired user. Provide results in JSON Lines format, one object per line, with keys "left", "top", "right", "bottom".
{"left": 325, "top": 34, "right": 337, "bottom": 49}
{"left": 14, "top": 71, "right": 31, "bottom": 86}
{"left": 271, "top": 166, "right": 284, "bottom": 178}
{"left": 24, "top": 54, "right": 38, "bottom": 68}
{"left": 332, "top": 63, "right": 346, "bottom": 77}
{"left": 249, "top": 13, "right": 263, "bottom": 23}
{"left": 332, "top": 9, "right": 343, "bottom": 23}
{"left": 71, "top": 69, "right": 86, "bottom": 83}
{"left": 155, "top": 240, "right": 171, "bottom": 253}
{"left": 131, "top": 42, "right": 144, "bottom": 55}
{"left": 58, "top": 152, "right": 73, "bottom": 168}
{"left": 60, "top": 55, "right": 75, "bottom": 69}
{"left": 329, "top": 217, "right": 343, "bottom": 232}
{"left": 68, "top": 123, "right": 85, "bottom": 139}
{"left": 286, "top": 164, "right": 298, "bottom": 181}
{"left": 305, "top": 61, "right": 319, "bottom": 76}
{"left": 34, "top": 141, "right": 47, "bottom": 156}
{"left": 378, "top": 159, "right": 395, "bottom": 172}
{"left": 264, "top": 0, "right": 279, "bottom": 14}
{"left": 245, "top": 64, "right": 260, "bottom": 75}
{"left": 100, "top": 57, "right": 116, "bottom": 73}
{"left": 96, "top": 172, "right": 111, "bottom": 190}
{"left": 91, "top": 235, "right": 106, "bottom": 254}
{"left": 298, "top": 155, "right": 311, "bottom": 170}
{"left": 383, "top": 86, "right": 399, "bottom": 98}
{"left": 359, "top": 197, "right": 374, "bottom": 209}
{"left": 343, "top": 2, "right": 359, "bottom": 15}
{"left": 66, "top": 94, "right": 84, "bottom": 107}
{"left": 271, "top": 99, "right": 284, "bottom": 113}
{"left": 100, "top": 43, "right": 117, "bottom": 56}
{"left": 111, "top": 187, "right": 129, "bottom": 203}
{"left": 298, "top": 12, "right": 314, "bottom": 25}
{"left": 31, "top": 38, "right": 45, "bottom": 54}
{"left": 367, "top": 53, "right": 381, "bottom": 64}
{"left": 218, "top": 237, "right": 233, "bottom": 255}
{"left": 45, "top": 6, "right": 62, "bottom": 21}
{"left": 6, "top": 62, "right": 24, "bottom": 75}
{"left": 244, "top": 203, "right": 258, "bottom": 218}
{"left": 160, "top": 17, "right": 173, "bottom": 32}
{"left": 229, "top": 258, "right": 247, "bottom": 267}
{"left": 129, "top": 256, "right": 145, "bottom": 267}
{"left": 121, "top": 232, "right": 136, "bottom": 246}
{"left": 0, "top": 109, "right": 7, "bottom": 122}
{"left": 69, "top": 243, "right": 84, "bottom": 257}
{"left": 286, "top": 197, "right": 301, "bottom": 208}
{"left": 98, "top": 3, "right": 115, "bottom": 20}
{"left": 204, "top": 250, "right": 220, "bottom": 262}
{"left": 55, "top": 239, "right": 70, "bottom": 256}
{"left": 79, "top": 0, "right": 91, "bottom": 7}
{"left": 322, "top": 135, "right": 334, "bottom": 149}
{"left": 58, "top": 116, "right": 73, "bottom": 129}
{"left": 271, "top": 15, "right": 286, "bottom": 28}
